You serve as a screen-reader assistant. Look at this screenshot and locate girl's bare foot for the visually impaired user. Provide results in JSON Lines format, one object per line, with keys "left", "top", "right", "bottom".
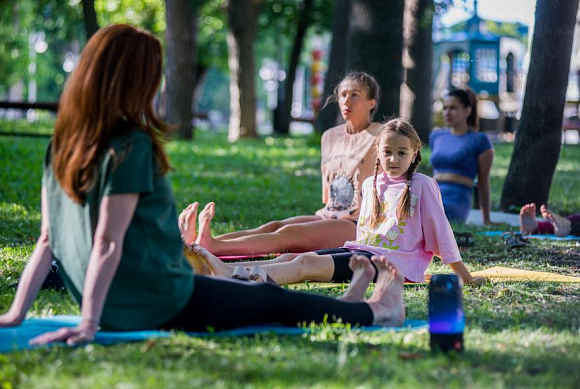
{"left": 196, "top": 202, "right": 216, "bottom": 247}
{"left": 338, "top": 255, "right": 376, "bottom": 302}
{"left": 179, "top": 202, "right": 199, "bottom": 243}
{"left": 190, "top": 243, "right": 234, "bottom": 277}
{"left": 184, "top": 244, "right": 211, "bottom": 275}
{"left": 540, "top": 205, "right": 571, "bottom": 236}
{"left": 367, "top": 256, "right": 405, "bottom": 327}
{"left": 519, "top": 203, "right": 538, "bottom": 234}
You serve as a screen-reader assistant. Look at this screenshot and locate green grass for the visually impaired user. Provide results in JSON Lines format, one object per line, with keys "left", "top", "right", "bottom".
{"left": 1, "top": 121, "right": 579, "bottom": 388}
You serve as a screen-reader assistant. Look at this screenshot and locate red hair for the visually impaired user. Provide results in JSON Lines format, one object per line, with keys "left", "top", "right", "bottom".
{"left": 52, "top": 24, "right": 170, "bottom": 203}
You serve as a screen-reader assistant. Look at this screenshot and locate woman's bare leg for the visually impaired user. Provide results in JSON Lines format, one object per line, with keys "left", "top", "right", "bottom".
{"left": 338, "top": 255, "right": 376, "bottom": 302}
{"left": 367, "top": 256, "right": 405, "bottom": 327}
{"left": 519, "top": 203, "right": 538, "bottom": 234}
{"left": 197, "top": 218, "right": 357, "bottom": 256}
{"left": 540, "top": 205, "right": 572, "bottom": 236}
{"left": 216, "top": 215, "right": 324, "bottom": 240}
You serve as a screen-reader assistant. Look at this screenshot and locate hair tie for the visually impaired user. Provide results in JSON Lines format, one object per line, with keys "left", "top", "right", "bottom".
{"left": 406, "top": 180, "right": 412, "bottom": 187}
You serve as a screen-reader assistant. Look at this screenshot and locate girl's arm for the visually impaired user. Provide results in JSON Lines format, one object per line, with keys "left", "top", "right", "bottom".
{"left": 0, "top": 188, "right": 54, "bottom": 326}
{"left": 30, "top": 193, "right": 139, "bottom": 345}
{"left": 477, "top": 149, "right": 495, "bottom": 225}
{"left": 448, "top": 261, "right": 486, "bottom": 285}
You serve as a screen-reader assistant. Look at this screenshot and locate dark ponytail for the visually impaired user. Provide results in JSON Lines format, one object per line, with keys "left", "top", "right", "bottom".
{"left": 448, "top": 88, "right": 479, "bottom": 130}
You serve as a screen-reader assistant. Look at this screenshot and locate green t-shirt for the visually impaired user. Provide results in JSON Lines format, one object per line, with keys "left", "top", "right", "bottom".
{"left": 42, "top": 130, "right": 194, "bottom": 330}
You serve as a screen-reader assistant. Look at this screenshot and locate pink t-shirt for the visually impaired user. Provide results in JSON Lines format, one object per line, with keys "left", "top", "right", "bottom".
{"left": 343, "top": 172, "right": 462, "bottom": 282}
{"left": 315, "top": 123, "right": 382, "bottom": 221}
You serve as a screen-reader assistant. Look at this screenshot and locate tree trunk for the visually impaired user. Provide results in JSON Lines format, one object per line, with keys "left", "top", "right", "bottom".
{"left": 317, "top": 0, "right": 351, "bottom": 133}
{"left": 165, "top": 0, "right": 197, "bottom": 140}
{"left": 225, "top": 0, "right": 262, "bottom": 142}
{"left": 192, "top": 63, "right": 208, "bottom": 114}
{"left": 273, "top": 0, "right": 314, "bottom": 135}
{"left": 500, "top": 0, "right": 579, "bottom": 211}
{"left": 347, "top": 0, "right": 405, "bottom": 121}
{"left": 81, "top": 0, "right": 99, "bottom": 40}
{"left": 401, "top": 0, "right": 433, "bottom": 144}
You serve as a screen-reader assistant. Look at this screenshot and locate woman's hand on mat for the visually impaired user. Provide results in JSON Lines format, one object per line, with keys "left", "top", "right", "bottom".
{"left": 0, "top": 311, "right": 23, "bottom": 327}
{"left": 30, "top": 321, "right": 98, "bottom": 346}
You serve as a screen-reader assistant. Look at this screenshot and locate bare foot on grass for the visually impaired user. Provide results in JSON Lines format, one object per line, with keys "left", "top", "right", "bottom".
{"left": 179, "top": 202, "right": 199, "bottom": 243}
{"left": 196, "top": 202, "right": 216, "bottom": 247}
{"left": 519, "top": 203, "right": 538, "bottom": 235}
{"left": 190, "top": 243, "right": 235, "bottom": 278}
{"left": 367, "top": 256, "right": 405, "bottom": 327}
{"left": 540, "top": 205, "right": 571, "bottom": 236}
{"left": 338, "top": 255, "right": 376, "bottom": 302}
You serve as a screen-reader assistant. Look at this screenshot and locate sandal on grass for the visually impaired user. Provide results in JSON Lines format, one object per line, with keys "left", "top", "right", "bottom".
{"left": 232, "top": 266, "right": 251, "bottom": 281}
{"left": 454, "top": 232, "right": 475, "bottom": 247}
{"left": 249, "top": 265, "right": 278, "bottom": 286}
{"left": 502, "top": 232, "right": 529, "bottom": 249}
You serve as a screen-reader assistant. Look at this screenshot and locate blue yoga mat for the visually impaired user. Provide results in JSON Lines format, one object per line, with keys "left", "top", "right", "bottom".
{"left": 0, "top": 315, "right": 428, "bottom": 353}
{"left": 479, "top": 231, "right": 580, "bottom": 241}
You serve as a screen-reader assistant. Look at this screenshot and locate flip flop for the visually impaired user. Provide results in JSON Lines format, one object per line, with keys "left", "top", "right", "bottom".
{"left": 454, "top": 232, "right": 475, "bottom": 247}
{"left": 502, "top": 232, "right": 529, "bottom": 249}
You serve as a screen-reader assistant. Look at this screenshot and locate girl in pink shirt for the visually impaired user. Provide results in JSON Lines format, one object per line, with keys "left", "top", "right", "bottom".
{"left": 193, "top": 119, "right": 478, "bottom": 285}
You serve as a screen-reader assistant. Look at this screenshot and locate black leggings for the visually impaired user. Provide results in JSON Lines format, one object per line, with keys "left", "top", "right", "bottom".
{"left": 160, "top": 275, "right": 374, "bottom": 332}
{"left": 315, "top": 248, "right": 378, "bottom": 283}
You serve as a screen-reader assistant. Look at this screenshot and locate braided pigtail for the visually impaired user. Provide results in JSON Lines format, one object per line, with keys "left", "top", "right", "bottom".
{"left": 368, "top": 157, "right": 383, "bottom": 229}
{"left": 396, "top": 149, "right": 422, "bottom": 221}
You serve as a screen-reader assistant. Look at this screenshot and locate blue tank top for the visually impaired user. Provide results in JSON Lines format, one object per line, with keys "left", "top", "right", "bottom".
{"left": 429, "top": 129, "right": 493, "bottom": 181}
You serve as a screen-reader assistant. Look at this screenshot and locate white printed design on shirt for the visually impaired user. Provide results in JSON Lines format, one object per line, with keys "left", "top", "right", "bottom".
{"left": 356, "top": 185, "right": 416, "bottom": 252}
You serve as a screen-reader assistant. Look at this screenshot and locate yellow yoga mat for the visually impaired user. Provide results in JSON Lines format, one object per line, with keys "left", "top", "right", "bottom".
{"left": 471, "top": 266, "right": 580, "bottom": 282}
{"left": 286, "top": 266, "right": 580, "bottom": 289}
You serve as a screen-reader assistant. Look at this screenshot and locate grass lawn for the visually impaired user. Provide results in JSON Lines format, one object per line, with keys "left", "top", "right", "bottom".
{"left": 1, "top": 121, "right": 579, "bottom": 388}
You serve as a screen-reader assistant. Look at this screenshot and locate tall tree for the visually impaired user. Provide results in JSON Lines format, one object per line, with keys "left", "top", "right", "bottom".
{"left": 347, "top": 0, "right": 405, "bottom": 121}
{"left": 316, "top": 0, "right": 350, "bottom": 132}
{"left": 401, "top": 0, "right": 433, "bottom": 143}
{"left": 81, "top": 0, "right": 98, "bottom": 40}
{"left": 500, "top": 0, "right": 579, "bottom": 211}
{"left": 165, "top": 0, "right": 197, "bottom": 139}
{"left": 272, "top": 0, "right": 314, "bottom": 135}
{"left": 225, "top": 0, "right": 262, "bottom": 142}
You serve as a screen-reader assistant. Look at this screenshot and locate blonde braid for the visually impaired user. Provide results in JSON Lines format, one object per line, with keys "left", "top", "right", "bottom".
{"left": 368, "top": 157, "right": 383, "bottom": 228}
{"left": 396, "top": 150, "right": 422, "bottom": 221}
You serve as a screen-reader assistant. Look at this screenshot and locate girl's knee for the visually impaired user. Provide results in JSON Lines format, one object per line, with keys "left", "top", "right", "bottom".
{"left": 292, "top": 254, "right": 325, "bottom": 279}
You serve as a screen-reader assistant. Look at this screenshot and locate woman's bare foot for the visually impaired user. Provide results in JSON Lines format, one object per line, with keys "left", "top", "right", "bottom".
{"left": 338, "top": 255, "right": 376, "bottom": 302}
{"left": 519, "top": 203, "right": 538, "bottom": 234}
{"left": 367, "top": 256, "right": 405, "bottom": 327}
{"left": 196, "top": 202, "right": 216, "bottom": 247}
{"left": 540, "top": 205, "right": 571, "bottom": 236}
{"left": 179, "top": 202, "right": 199, "bottom": 243}
{"left": 190, "top": 243, "right": 234, "bottom": 277}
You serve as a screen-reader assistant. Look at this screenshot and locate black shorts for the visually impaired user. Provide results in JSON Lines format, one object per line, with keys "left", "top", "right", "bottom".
{"left": 314, "top": 248, "right": 378, "bottom": 283}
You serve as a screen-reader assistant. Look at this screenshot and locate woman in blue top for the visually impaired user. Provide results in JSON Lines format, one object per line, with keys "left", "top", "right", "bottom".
{"left": 429, "top": 88, "right": 495, "bottom": 224}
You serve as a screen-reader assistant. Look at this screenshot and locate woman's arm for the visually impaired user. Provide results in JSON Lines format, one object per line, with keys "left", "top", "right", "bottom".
{"left": 0, "top": 188, "right": 54, "bottom": 326}
{"left": 477, "top": 148, "right": 495, "bottom": 224}
{"left": 30, "top": 193, "right": 139, "bottom": 345}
